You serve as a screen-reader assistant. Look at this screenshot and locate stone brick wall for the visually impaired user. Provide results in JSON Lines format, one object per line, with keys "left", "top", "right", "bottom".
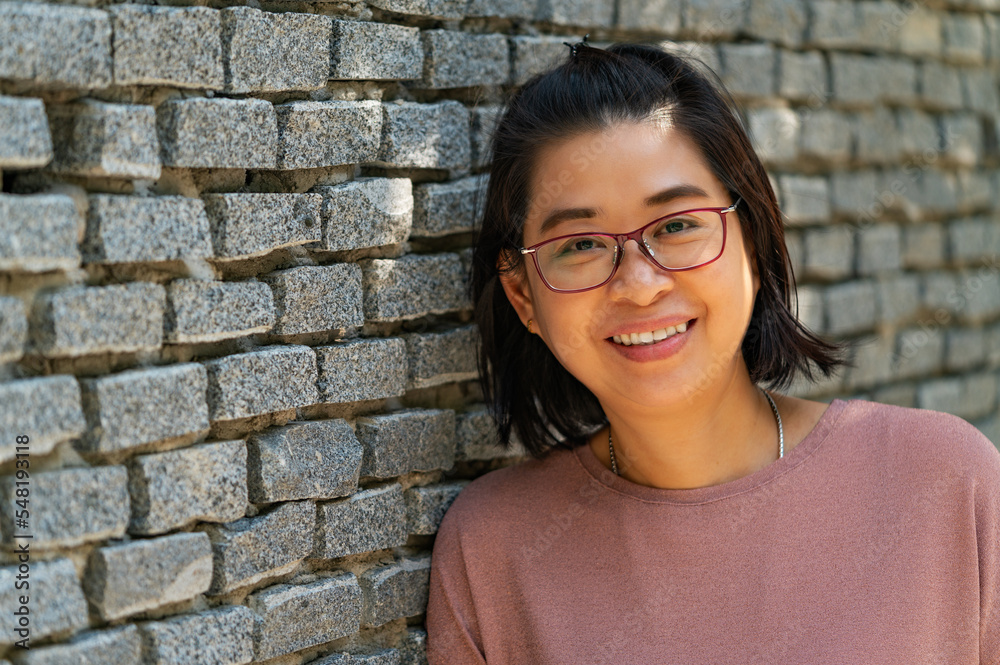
{"left": 0, "top": 0, "right": 998, "bottom": 662}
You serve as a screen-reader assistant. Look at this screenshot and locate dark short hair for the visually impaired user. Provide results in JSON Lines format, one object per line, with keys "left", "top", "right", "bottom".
{"left": 469, "top": 41, "right": 851, "bottom": 459}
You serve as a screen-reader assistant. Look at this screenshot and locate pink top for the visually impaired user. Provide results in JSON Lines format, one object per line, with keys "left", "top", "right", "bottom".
{"left": 426, "top": 398, "right": 1000, "bottom": 664}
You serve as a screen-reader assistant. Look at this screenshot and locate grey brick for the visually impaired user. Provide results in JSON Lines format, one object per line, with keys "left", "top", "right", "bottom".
{"left": 830, "top": 170, "right": 881, "bottom": 221}
{"left": 829, "top": 53, "right": 881, "bottom": 106}
{"left": 246, "top": 418, "right": 362, "bottom": 503}
{"left": 359, "top": 555, "right": 431, "bottom": 628}
{"left": 919, "top": 373, "right": 996, "bottom": 420}
{"left": 682, "top": 0, "right": 747, "bottom": 38}
{"left": 399, "top": 628, "right": 427, "bottom": 665}
{"left": 0, "top": 376, "right": 85, "bottom": 464}
{"left": 806, "top": 0, "right": 862, "bottom": 49}
{"left": 356, "top": 409, "right": 455, "bottom": 478}
{"left": 843, "top": 334, "right": 894, "bottom": 390}
{"left": 0, "top": 4, "right": 111, "bottom": 88}
{"left": 875, "top": 274, "right": 920, "bottom": 325}
{"left": 405, "top": 481, "right": 467, "bottom": 535}
{"left": 956, "top": 265, "right": 1000, "bottom": 323}
{"left": 203, "top": 193, "right": 321, "bottom": 260}
{"left": 957, "top": 171, "right": 992, "bottom": 211}
{"left": 412, "top": 174, "right": 487, "bottom": 238}
{"left": 165, "top": 279, "right": 275, "bottom": 344}
{"left": 366, "top": 0, "right": 465, "bottom": 19}
{"left": 920, "top": 61, "right": 965, "bottom": 111}
{"left": 856, "top": 223, "right": 901, "bottom": 275}
{"left": 221, "top": 7, "right": 331, "bottom": 94}
{"left": 963, "top": 68, "right": 1000, "bottom": 113}
{"left": 856, "top": 2, "right": 900, "bottom": 52}
{"left": 137, "top": 606, "right": 254, "bottom": 665}
{"left": 109, "top": 5, "right": 223, "bottom": 89}
{"left": 127, "top": 439, "right": 247, "bottom": 535}
{"left": 0, "top": 193, "right": 81, "bottom": 273}
{"left": 0, "top": 296, "right": 27, "bottom": 364}
{"left": 872, "top": 384, "right": 916, "bottom": 409}
{"left": 908, "top": 169, "right": 960, "bottom": 217}
{"left": 894, "top": 326, "right": 945, "bottom": 378}
{"left": 260, "top": 265, "right": 362, "bottom": 336}
{"left": 417, "top": 31, "right": 509, "bottom": 89}
{"left": 535, "top": 0, "right": 614, "bottom": 26}
{"left": 946, "top": 326, "right": 987, "bottom": 371}
{"left": 792, "top": 284, "right": 823, "bottom": 332}
{"left": 455, "top": 405, "right": 526, "bottom": 460}
{"left": 798, "top": 109, "right": 852, "bottom": 164}
{"left": 615, "top": 0, "right": 681, "bottom": 31}
{"left": 943, "top": 13, "right": 986, "bottom": 65}
{"left": 317, "top": 178, "right": 412, "bottom": 251}
{"left": 803, "top": 226, "right": 853, "bottom": 280}
{"left": 84, "top": 532, "right": 212, "bottom": 621}
{"left": 746, "top": 0, "right": 806, "bottom": 46}
{"left": 203, "top": 500, "right": 314, "bottom": 595}
{"left": 315, "top": 483, "right": 407, "bottom": 558}
{"left": 922, "top": 270, "right": 962, "bottom": 314}
{"left": 29, "top": 282, "right": 165, "bottom": 358}
{"left": 778, "top": 175, "right": 829, "bottom": 225}
{"left": 0, "top": 96, "right": 52, "bottom": 168}
{"left": 331, "top": 20, "right": 422, "bottom": 81}
{"left": 718, "top": 42, "right": 775, "bottom": 98}
{"left": 855, "top": 108, "right": 900, "bottom": 164}
{"left": 376, "top": 101, "right": 470, "bottom": 170}
{"left": 275, "top": 100, "right": 381, "bottom": 170}
{"left": 896, "top": 108, "right": 940, "bottom": 157}
{"left": 0, "top": 559, "right": 88, "bottom": 645}
{"left": 315, "top": 337, "right": 407, "bottom": 403}
{"left": 157, "top": 98, "right": 277, "bottom": 169}
{"left": 0, "top": 466, "right": 128, "bottom": 549}
{"left": 403, "top": 325, "right": 477, "bottom": 389}
{"left": 949, "top": 217, "right": 1000, "bottom": 265}
{"left": 508, "top": 36, "right": 565, "bottom": 87}
{"left": 824, "top": 280, "right": 877, "bottom": 335}
{"left": 9, "top": 625, "right": 141, "bottom": 665}
{"left": 360, "top": 253, "right": 469, "bottom": 322}
{"left": 987, "top": 14, "right": 1000, "bottom": 64}
{"left": 203, "top": 345, "right": 319, "bottom": 422}
{"left": 247, "top": 573, "right": 362, "bottom": 661}
{"left": 310, "top": 649, "right": 402, "bottom": 665}
{"left": 879, "top": 57, "right": 918, "bottom": 105}
{"left": 898, "top": 6, "right": 942, "bottom": 58}
{"left": 777, "top": 50, "right": 826, "bottom": 102}
{"left": 748, "top": 107, "right": 799, "bottom": 164}
{"left": 941, "top": 113, "right": 982, "bottom": 166}
{"left": 47, "top": 101, "right": 160, "bottom": 179}
{"left": 84, "top": 195, "right": 212, "bottom": 264}
{"left": 467, "top": 0, "right": 535, "bottom": 18}
{"left": 471, "top": 104, "right": 501, "bottom": 169}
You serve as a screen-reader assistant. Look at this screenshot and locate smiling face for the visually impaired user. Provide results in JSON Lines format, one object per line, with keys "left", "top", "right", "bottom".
{"left": 500, "top": 119, "right": 761, "bottom": 411}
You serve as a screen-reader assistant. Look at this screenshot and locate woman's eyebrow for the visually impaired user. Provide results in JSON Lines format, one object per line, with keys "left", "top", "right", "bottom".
{"left": 537, "top": 183, "right": 711, "bottom": 236}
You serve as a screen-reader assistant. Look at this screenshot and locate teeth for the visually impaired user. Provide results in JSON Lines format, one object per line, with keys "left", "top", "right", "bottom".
{"left": 611, "top": 321, "right": 690, "bottom": 346}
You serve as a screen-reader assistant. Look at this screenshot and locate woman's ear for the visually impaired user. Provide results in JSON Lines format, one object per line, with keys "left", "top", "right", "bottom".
{"left": 497, "top": 251, "right": 535, "bottom": 326}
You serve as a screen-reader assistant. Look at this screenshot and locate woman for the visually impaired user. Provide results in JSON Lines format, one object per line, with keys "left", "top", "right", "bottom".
{"left": 425, "top": 38, "right": 1000, "bottom": 664}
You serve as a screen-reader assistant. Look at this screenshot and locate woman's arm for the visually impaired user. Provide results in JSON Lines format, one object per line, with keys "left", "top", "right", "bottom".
{"left": 426, "top": 506, "right": 489, "bottom": 665}
{"left": 975, "top": 435, "right": 1000, "bottom": 664}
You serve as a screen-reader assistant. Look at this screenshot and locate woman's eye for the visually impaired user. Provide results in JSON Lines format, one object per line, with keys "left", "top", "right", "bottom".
{"left": 660, "top": 219, "right": 689, "bottom": 234}
{"left": 555, "top": 236, "right": 607, "bottom": 254}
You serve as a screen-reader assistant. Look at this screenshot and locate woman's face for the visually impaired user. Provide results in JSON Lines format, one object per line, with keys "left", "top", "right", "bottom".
{"left": 499, "top": 120, "right": 761, "bottom": 410}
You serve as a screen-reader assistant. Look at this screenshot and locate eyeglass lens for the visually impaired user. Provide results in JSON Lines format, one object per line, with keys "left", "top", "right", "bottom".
{"left": 533, "top": 209, "right": 725, "bottom": 291}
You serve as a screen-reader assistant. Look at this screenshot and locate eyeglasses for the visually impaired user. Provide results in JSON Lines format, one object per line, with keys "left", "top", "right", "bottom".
{"left": 519, "top": 198, "right": 742, "bottom": 293}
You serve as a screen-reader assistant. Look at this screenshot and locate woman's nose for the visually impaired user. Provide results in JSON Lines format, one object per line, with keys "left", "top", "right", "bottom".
{"left": 608, "top": 238, "right": 675, "bottom": 302}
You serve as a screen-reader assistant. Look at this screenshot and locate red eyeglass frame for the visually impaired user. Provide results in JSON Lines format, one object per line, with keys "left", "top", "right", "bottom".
{"left": 518, "top": 197, "right": 742, "bottom": 293}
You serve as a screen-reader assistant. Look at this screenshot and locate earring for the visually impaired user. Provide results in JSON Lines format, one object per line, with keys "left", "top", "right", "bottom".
{"left": 527, "top": 319, "right": 534, "bottom": 334}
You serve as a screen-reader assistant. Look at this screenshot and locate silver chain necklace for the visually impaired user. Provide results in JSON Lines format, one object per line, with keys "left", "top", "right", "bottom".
{"left": 608, "top": 387, "right": 784, "bottom": 476}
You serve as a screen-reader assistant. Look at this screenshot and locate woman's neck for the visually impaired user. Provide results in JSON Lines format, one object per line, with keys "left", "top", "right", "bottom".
{"left": 589, "top": 374, "right": 780, "bottom": 490}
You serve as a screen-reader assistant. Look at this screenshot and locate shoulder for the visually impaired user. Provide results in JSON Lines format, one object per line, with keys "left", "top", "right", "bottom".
{"left": 839, "top": 398, "right": 1000, "bottom": 481}
{"left": 435, "top": 446, "right": 583, "bottom": 544}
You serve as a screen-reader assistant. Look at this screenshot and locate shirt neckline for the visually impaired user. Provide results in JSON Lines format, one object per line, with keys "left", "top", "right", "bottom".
{"left": 572, "top": 397, "right": 851, "bottom": 505}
